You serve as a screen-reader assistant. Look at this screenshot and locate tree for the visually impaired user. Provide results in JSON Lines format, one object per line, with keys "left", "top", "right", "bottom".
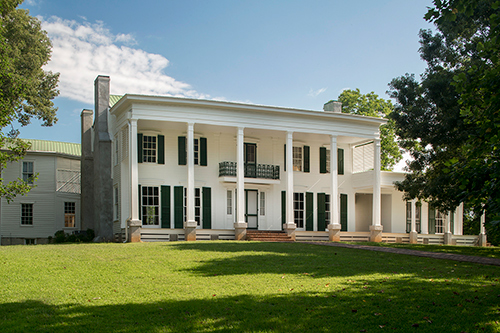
{"left": 0, "top": 0, "right": 59, "bottom": 201}
{"left": 331, "top": 89, "right": 402, "bottom": 171}
{"left": 388, "top": 0, "right": 500, "bottom": 230}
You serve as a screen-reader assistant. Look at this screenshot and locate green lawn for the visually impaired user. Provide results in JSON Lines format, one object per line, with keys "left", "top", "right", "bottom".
{"left": 349, "top": 242, "right": 500, "bottom": 258}
{"left": 1, "top": 241, "right": 499, "bottom": 332}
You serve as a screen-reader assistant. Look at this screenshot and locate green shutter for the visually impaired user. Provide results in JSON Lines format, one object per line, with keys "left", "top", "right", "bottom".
{"left": 174, "top": 186, "right": 184, "bottom": 228}
{"left": 284, "top": 144, "right": 286, "bottom": 171}
{"left": 200, "top": 137, "right": 207, "bottom": 166}
{"left": 317, "top": 193, "right": 326, "bottom": 231}
{"left": 281, "top": 190, "right": 286, "bottom": 230}
{"left": 303, "top": 146, "right": 310, "bottom": 173}
{"left": 428, "top": 207, "right": 436, "bottom": 234}
{"left": 161, "top": 185, "right": 170, "bottom": 228}
{"left": 306, "top": 192, "right": 313, "bottom": 231}
{"left": 202, "top": 187, "right": 211, "bottom": 229}
{"left": 158, "top": 135, "right": 165, "bottom": 164}
{"left": 340, "top": 194, "right": 348, "bottom": 231}
{"left": 178, "top": 136, "right": 186, "bottom": 165}
{"left": 138, "top": 133, "right": 143, "bottom": 163}
{"left": 319, "top": 147, "right": 327, "bottom": 174}
{"left": 338, "top": 148, "right": 344, "bottom": 175}
{"left": 138, "top": 185, "right": 142, "bottom": 222}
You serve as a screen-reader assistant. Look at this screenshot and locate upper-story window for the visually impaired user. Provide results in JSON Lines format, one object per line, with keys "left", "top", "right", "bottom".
{"left": 138, "top": 134, "right": 164, "bottom": 164}
{"left": 319, "top": 147, "right": 344, "bottom": 175}
{"left": 293, "top": 147, "right": 302, "bottom": 171}
{"left": 22, "top": 161, "right": 34, "bottom": 184}
{"left": 142, "top": 135, "right": 157, "bottom": 163}
{"left": 178, "top": 136, "right": 207, "bottom": 166}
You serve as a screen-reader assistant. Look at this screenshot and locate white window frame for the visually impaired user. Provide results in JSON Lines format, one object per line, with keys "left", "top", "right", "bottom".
{"left": 435, "top": 209, "right": 445, "bottom": 234}
{"left": 184, "top": 187, "right": 201, "bottom": 226}
{"left": 64, "top": 202, "right": 76, "bottom": 228}
{"left": 22, "top": 161, "right": 34, "bottom": 185}
{"left": 142, "top": 135, "right": 157, "bottom": 163}
{"left": 227, "top": 190, "right": 233, "bottom": 215}
{"left": 114, "top": 186, "right": 119, "bottom": 221}
{"left": 325, "top": 194, "right": 331, "bottom": 225}
{"left": 293, "top": 192, "right": 304, "bottom": 228}
{"left": 293, "top": 147, "right": 302, "bottom": 171}
{"left": 142, "top": 186, "right": 159, "bottom": 226}
{"left": 21, "top": 203, "right": 34, "bottom": 226}
{"left": 260, "top": 192, "right": 266, "bottom": 216}
{"left": 114, "top": 135, "right": 119, "bottom": 166}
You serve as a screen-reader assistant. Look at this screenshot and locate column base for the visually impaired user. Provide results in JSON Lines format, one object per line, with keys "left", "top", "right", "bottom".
{"left": 369, "top": 225, "right": 383, "bottom": 242}
{"left": 478, "top": 233, "right": 488, "bottom": 247}
{"left": 328, "top": 223, "right": 342, "bottom": 242}
{"left": 184, "top": 220, "right": 197, "bottom": 241}
{"left": 234, "top": 222, "right": 248, "bottom": 240}
{"left": 283, "top": 222, "right": 296, "bottom": 241}
{"left": 128, "top": 219, "right": 142, "bottom": 243}
{"left": 444, "top": 231, "right": 453, "bottom": 245}
{"left": 409, "top": 231, "right": 418, "bottom": 244}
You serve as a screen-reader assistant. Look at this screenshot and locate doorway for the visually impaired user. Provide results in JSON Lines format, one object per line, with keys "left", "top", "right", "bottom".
{"left": 246, "top": 189, "right": 258, "bottom": 229}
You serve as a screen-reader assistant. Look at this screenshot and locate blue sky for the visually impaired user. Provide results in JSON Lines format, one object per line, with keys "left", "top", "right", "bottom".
{"left": 19, "top": 0, "right": 433, "bottom": 146}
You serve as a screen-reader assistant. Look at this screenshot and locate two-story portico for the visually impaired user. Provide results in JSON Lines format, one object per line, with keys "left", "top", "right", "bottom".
{"left": 82, "top": 76, "right": 477, "bottom": 245}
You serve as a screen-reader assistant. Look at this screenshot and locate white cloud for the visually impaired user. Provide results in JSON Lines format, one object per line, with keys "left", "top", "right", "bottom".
{"left": 308, "top": 87, "right": 327, "bottom": 98}
{"left": 41, "top": 17, "right": 208, "bottom": 104}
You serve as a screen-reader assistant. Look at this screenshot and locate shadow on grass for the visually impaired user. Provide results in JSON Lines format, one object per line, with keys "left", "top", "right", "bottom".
{"left": 168, "top": 242, "right": 490, "bottom": 279}
{"left": 2, "top": 280, "right": 499, "bottom": 333}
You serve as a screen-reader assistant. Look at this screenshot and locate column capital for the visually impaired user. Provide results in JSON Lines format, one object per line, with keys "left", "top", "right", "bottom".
{"left": 128, "top": 118, "right": 138, "bottom": 125}
{"left": 330, "top": 135, "right": 337, "bottom": 142}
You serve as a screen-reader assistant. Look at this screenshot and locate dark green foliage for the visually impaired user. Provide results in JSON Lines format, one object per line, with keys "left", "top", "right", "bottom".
{"left": 330, "top": 89, "right": 402, "bottom": 171}
{"left": 389, "top": 0, "right": 500, "bottom": 240}
{"left": 0, "top": 0, "right": 59, "bottom": 202}
{"left": 53, "top": 229, "right": 95, "bottom": 243}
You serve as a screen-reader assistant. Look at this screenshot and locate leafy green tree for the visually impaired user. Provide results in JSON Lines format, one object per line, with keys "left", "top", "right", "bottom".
{"left": 0, "top": 0, "right": 59, "bottom": 201}
{"left": 388, "top": 0, "right": 500, "bottom": 231}
{"left": 331, "top": 89, "right": 402, "bottom": 171}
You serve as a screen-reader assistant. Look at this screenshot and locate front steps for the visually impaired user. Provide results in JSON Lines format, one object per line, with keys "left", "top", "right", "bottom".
{"left": 246, "top": 230, "right": 293, "bottom": 242}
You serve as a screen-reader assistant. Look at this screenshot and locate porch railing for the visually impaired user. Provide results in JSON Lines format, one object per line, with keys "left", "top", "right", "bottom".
{"left": 219, "top": 161, "right": 280, "bottom": 180}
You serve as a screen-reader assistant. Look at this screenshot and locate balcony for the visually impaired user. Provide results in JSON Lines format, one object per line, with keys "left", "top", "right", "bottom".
{"left": 219, "top": 161, "right": 280, "bottom": 180}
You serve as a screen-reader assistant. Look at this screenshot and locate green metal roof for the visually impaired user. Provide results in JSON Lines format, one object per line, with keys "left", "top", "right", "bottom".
{"left": 22, "top": 139, "right": 81, "bottom": 156}
{"left": 110, "top": 95, "right": 123, "bottom": 108}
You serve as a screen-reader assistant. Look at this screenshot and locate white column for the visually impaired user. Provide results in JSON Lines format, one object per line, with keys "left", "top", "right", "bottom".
{"left": 128, "top": 119, "right": 141, "bottom": 242}
{"left": 372, "top": 139, "right": 381, "bottom": 226}
{"left": 286, "top": 131, "right": 294, "bottom": 225}
{"left": 186, "top": 122, "right": 195, "bottom": 224}
{"left": 411, "top": 200, "right": 417, "bottom": 233}
{"left": 237, "top": 127, "right": 245, "bottom": 224}
{"left": 330, "top": 135, "right": 339, "bottom": 226}
{"left": 129, "top": 119, "right": 139, "bottom": 222}
{"left": 480, "top": 211, "right": 486, "bottom": 234}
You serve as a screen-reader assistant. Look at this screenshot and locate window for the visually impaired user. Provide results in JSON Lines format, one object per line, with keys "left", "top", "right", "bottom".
{"left": 114, "top": 187, "right": 119, "bottom": 221}
{"left": 64, "top": 202, "right": 76, "bottom": 228}
{"left": 416, "top": 203, "right": 421, "bottom": 233}
{"left": 114, "top": 135, "right": 119, "bottom": 165}
{"left": 142, "top": 186, "right": 159, "bottom": 225}
{"left": 183, "top": 187, "right": 201, "bottom": 225}
{"left": 227, "top": 190, "right": 233, "bottom": 215}
{"left": 22, "top": 161, "right": 34, "bottom": 184}
{"left": 293, "top": 192, "right": 304, "bottom": 228}
{"left": 142, "top": 135, "right": 157, "bottom": 163}
{"left": 194, "top": 138, "right": 199, "bottom": 165}
{"left": 325, "top": 194, "right": 331, "bottom": 224}
{"left": 21, "top": 203, "right": 33, "bottom": 225}
{"left": 435, "top": 210, "right": 445, "bottom": 234}
{"left": 293, "top": 147, "right": 302, "bottom": 171}
{"left": 326, "top": 149, "right": 331, "bottom": 173}
{"left": 406, "top": 202, "right": 422, "bottom": 233}
{"left": 260, "top": 192, "right": 266, "bottom": 216}
{"left": 25, "top": 238, "right": 36, "bottom": 245}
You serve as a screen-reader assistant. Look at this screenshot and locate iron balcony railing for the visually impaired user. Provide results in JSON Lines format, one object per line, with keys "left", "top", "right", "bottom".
{"left": 219, "top": 161, "right": 280, "bottom": 180}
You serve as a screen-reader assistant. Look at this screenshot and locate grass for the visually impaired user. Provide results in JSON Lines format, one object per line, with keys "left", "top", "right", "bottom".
{"left": 348, "top": 242, "right": 500, "bottom": 258}
{"left": 0, "top": 241, "right": 499, "bottom": 332}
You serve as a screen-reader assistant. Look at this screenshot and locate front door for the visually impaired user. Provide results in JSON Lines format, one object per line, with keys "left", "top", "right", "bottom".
{"left": 246, "top": 189, "right": 258, "bottom": 229}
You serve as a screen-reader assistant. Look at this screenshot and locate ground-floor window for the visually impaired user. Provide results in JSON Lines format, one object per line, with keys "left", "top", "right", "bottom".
{"left": 435, "top": 209, "right": 445, "bottom": 234}
{"left": 325, "top": 194, "right": 331, "bottom": 225}
{"left": 184, "top": 188, "right": 201, "bottom": 225}
{"left": 294, "top": 192, "right": 304, "bottom": 228}
{"left": 260, "top": 192, "right": 266, "bottom": 216}
{"left": 227, "top": 190, "right": 232, "bottom": 215}
{"left": 406, "top": 202, "right": 422, "bottom": 233}
{"left": 21, "top": 203, "right": 33, "bottom": 225}
{"left": 64, "top": 202, "right": 76, "bottom": 228}
{"left": 142, "top": 186, "right": 159, "bottom": 225}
